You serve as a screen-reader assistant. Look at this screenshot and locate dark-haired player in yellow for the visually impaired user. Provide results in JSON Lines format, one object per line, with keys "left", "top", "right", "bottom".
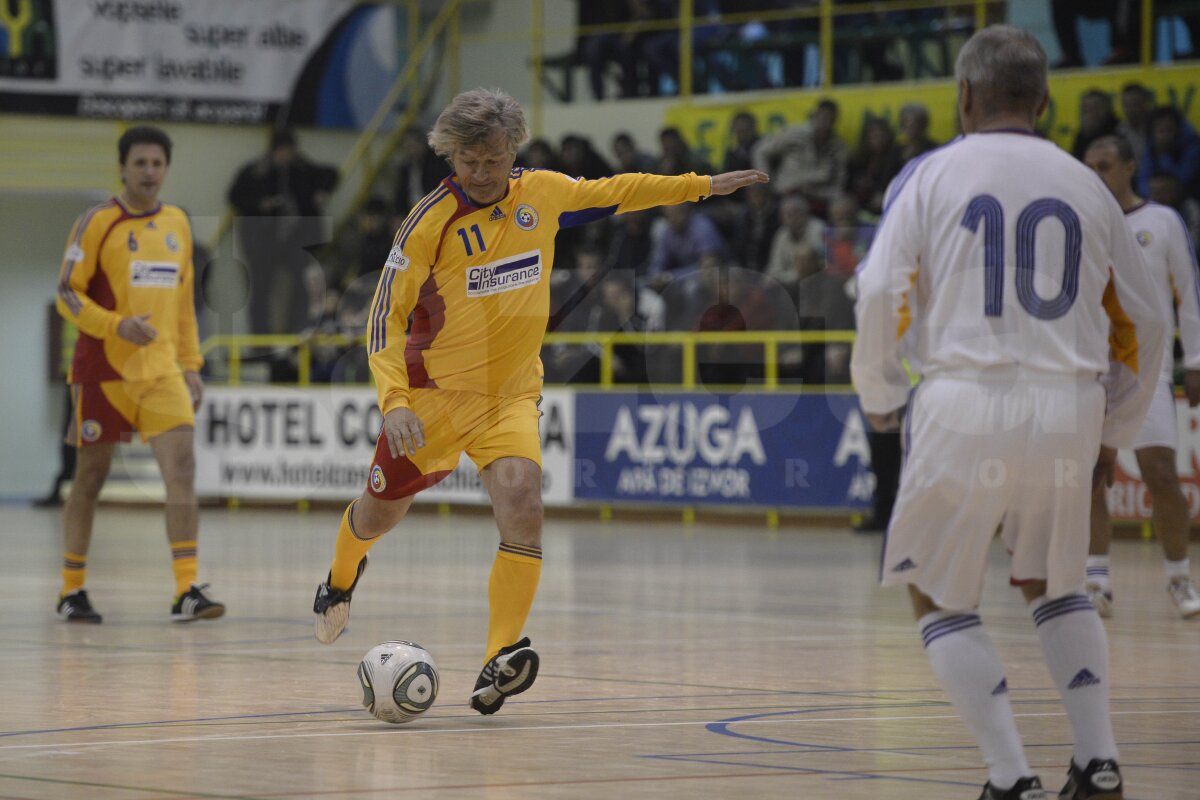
{"left": 313, "top": 87, "right": 768, "bottom": 714}
{"left": 54, "top": 125, "right": 224, "bottom": 624}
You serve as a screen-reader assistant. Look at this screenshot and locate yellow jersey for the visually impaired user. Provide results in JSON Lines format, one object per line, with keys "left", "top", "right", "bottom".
{"left": 55, "top": 198, "right": 202, "bottom": 384}
{"left": 367, "top": 169, "right": 711, "bottom": 414}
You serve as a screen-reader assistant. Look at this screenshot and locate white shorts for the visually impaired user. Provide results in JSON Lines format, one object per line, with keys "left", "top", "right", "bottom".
{"left": 1133, "top": 380, "right": 1177, "bottom": 451}
{"left": 881, "top": 371, "right": 1105, "bottom": 611}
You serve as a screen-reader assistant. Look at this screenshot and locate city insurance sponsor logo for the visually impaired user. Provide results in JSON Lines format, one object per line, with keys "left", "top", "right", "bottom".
{"left": 0, "top": 0, "right": 56, "bottom": 80}
{"left": 466, "top": 250, "right": 541, "bottom": 298}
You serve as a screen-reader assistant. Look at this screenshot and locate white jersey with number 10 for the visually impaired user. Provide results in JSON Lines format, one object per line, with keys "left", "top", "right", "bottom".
{"left": 852, "top": 130, "right": 1167, "bottom": 449}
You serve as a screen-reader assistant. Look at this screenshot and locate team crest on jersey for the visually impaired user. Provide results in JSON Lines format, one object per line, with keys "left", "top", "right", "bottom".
{"left": 127, "top": 231, "right": 138, "bottom": 252}
{"left": 1136, "top": 230, "right": 1153, "bottom": 247}
{"left": 514, "top": 204, "right": 539, "bottom": 231}
{"left": 384, "top": 245, "right": 410, "bottom": 272}
{"left": 81, "top": 420, "right": 102, "bottom": 442}
{"left": 466, "top": 250, "right": 542, "bottom": 298}
{"left": 370, "top": 465, "right": 387, "bottom": 493}
{"left": 165, "top": 233, "right": 180, "bottom": 252}
{"left": 130, "top": 261, "right": 180, "bottom": 288}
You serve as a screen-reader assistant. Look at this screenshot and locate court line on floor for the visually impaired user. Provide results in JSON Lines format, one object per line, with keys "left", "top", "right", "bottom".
{"left": 0, "top": 709, "right": 1196, "bottom": 754}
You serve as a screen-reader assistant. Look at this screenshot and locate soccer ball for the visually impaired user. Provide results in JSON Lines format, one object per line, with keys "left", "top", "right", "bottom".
{"left": 357, "top": 641, "right": 439, "bottom": 724}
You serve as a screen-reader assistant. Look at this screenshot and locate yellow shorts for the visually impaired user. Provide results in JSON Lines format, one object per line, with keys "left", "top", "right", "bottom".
{"left": 367, "top": 388, "right": 542, "bottom": 499}
{"left": 68, "top": 374, "right": 196, "bottom": 446}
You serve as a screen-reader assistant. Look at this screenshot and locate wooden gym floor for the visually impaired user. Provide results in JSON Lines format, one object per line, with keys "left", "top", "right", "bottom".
{"left": 0, "top": 504, "right": 1196, "bottom": 799}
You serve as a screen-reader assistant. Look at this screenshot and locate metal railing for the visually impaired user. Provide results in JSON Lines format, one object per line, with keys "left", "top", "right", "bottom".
{"left": 200, "top": 329, "right": 858, "bottom": 392}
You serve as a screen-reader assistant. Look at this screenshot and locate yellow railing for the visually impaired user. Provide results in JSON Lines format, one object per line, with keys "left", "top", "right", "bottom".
{"left": 200, "top": 330, "right": 857, "bottom": 392}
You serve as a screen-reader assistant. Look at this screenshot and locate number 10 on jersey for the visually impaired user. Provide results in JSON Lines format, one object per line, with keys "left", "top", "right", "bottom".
{"left": 960, "top": 195, "right": 1082, "bottom": 321}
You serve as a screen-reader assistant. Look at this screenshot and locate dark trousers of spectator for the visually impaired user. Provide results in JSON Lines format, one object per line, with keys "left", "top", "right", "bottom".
{"left": 582, "top": 34, "right": 639, "bottom": 100}
{"left": 862, "top": 427, "right": 901, "bottom": 531}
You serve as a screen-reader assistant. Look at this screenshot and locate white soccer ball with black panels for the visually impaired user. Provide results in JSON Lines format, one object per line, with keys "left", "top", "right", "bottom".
{"left": 357, "top": 641, "right": 439, "bottom": 724}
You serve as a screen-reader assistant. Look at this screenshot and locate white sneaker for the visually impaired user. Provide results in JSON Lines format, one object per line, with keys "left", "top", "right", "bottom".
{"left": 1085, "top": 581, "right": 1113, "bottom": 618}
{"left": 1168, "top": 576, "right": 1200, "bottom": 618}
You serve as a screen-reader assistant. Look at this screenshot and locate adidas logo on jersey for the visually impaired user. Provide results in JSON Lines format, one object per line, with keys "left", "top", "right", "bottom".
{"left": 1067, "top": 668, "right": 1100, "bottom": 689}
{"left": 489, "top": 206, "right": 506, "bottom": 221}
{"left": 892, "top": 558, "right": 917, "bottom": 572}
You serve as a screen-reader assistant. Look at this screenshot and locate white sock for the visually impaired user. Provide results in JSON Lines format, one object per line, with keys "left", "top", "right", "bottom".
{"left": 1031, "top": 594, "right": 1119, "bottom": 766}
{"left": 1086, "top": 555, "right": 1111, "bottom": 589}
{"left": 1164, "top": 558, "right": 1190, "bottom": 581}
{"left": 919, "top": 611, "right": 1030, "bottom": 789}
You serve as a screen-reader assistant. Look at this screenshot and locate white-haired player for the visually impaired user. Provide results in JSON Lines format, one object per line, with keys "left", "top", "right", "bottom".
{"left": 1083, "top": 134, "right": 1200, "bottom": 619}
{"left": 853, "top": 26, "right": 1167, "bottom": 800}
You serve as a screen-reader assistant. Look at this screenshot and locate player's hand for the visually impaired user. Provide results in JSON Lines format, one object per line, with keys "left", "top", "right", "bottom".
{"left": 1093, "top": 445, "right": 1118, "bottom": 491}
{"left": 708, "top": 170, "right": 770, "bottom": 197}
{"left": 117, "top": 314, "right": 157, "bottom": 345}
{"left": 184, "top": 371, "right": 204, "bottom": 411}
{"left": 382, "top": 407, "right": 426, "bottom": 459}
{"left": 866, "top": 410, "right": 900, "bottom": 432}
{"left": 1185, "top": 370, "right": 1200, "bottom": 407}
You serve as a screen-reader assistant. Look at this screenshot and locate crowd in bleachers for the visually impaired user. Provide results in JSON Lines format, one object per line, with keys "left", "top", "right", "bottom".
{"left": 229, "top": 78, "right": 1200, "bottom": 387}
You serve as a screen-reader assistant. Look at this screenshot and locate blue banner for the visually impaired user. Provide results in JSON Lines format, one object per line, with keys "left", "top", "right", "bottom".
{"left": 573, "top": 392, "right": 875, "bottom": 509}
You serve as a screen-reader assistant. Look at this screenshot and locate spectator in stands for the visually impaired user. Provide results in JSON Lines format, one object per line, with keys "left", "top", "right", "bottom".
{"left": 560, "top": 134, "right": 613, "bottom": 179}
{"left": 611, "top": 132, "right": 657, "bottom": 173}
{"left": 656, "top": 126, "right": 716, "bottom": 176}
{"left": 545, "top": 247, "right": 608, "bottom": 383}
{"left": 765, "top": 194, "right": 824, "bottom": 289}
{"left": 847, "top": 117, "right": 904, "bottom": 216}
{"left": 823, "top": 194, "right": 874, "bottom": 279}
{"left": 1051, "top": 0, "right": 1139, "bottom": 67}
{"left": 627, "top": 0, "right": 679, "bottom": 97}
{"left": 593, "top": 271, "right": 665, "bottom": 384}
{"left": 1117, "top": 82, "right": 1154, "bottom": 162}
{"left": 723, "top": 111, "right": 761, "bottom": 172}
{"left": 227, "top": 129, "right": 338, "bottom": 334}
{"left": 752, "top": 99, "right": 848, "bottom": 217}
{"left": 606, "top": 208, "right": 656, "bottom": 276}
{"left": 1138, "top": 107, "right": 1200, "bottom": 199}
{"left": 392, "top": 127, "right": 445, "bottom": 215}
{"left": 646, "top": 203, "right": 727, "bottom": 290}
{"left": 518, "top": 138, "right": 562, "bottom": 171}
{"left": 1148, "top": 172, "right": 1200, "bottom": 245}
{"left": 327, "top": 197, "right": 393, "bottom": 296}
{"left": 898, "top": 103, "right": 939, "bottom": 163}
{"left": 730, "top": 182, "right": 779, "bottom": 272}
{"left": 578, "top": 0, "right": 638, "bottom": 101}
{"left": 1071, "top": 90, "right": 1120, "bottom": 160}
{"left": 297, "top": 263, "right": 341, "bottom": 384}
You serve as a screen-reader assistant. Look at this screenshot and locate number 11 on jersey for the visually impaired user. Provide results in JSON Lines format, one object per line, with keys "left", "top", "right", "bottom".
{"left": 457, "top": 224, "right": 487, "bottom": 256}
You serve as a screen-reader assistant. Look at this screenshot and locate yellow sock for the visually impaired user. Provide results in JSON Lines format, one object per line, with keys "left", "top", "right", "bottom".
{"left": 170, "top": 540, "right": 198, "bottom": 598}
{"left": 62, "top": 551, "right": 87, "bottom": 596}
{"left": 330, "top": 501, "right": 376, "bottom": 590}
{"left": 485, "top": 543, "right": 542, "bottom": 663}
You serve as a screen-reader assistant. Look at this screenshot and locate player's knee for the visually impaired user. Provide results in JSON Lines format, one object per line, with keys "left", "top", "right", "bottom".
{"left": 498, "top": 487, "right": 543, "bottom": 538}
{"left": 1139, "top": 456, "right": 1179, "bottom": 494}
{"left": 354, "top": 494, "right": 408, "bottom": 537}
{"left": 71, "top": 466, "right": 110, "bottom": 498}
{"left": 162, "top": 450, "right": 196, "bottom": 489}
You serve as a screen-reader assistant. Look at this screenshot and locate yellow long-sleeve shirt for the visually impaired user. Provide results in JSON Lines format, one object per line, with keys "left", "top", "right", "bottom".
{"left": 367, "top": 169, "right": 711, "bottom": 414}
{"left": 55, "top": 198, "right": 202, "bottom": 384}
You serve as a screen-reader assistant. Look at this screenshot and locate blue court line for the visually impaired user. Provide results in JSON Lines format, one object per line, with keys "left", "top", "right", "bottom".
{"left": 642, "top": 753, "right": 981, "bottom": 790}
{"left": 0, "top": 708, "right": 362, "bottom": 739}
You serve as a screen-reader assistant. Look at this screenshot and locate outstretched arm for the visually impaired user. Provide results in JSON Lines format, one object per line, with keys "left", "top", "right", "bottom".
{"left": 709, "top": 170, "right": 770, "bottom": 197}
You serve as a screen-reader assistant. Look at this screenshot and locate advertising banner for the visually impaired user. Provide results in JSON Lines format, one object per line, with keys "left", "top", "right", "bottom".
{"left": 0, "top": 0, "right": 398, "bottom": 126}
{"left": 1107, "top": 396, "right": 1200, "bottom": 522}
{"left": 572, "top": 392, "right": 874, "bottom": 509}
{"left": 193, "top": 386, "right": 575, "bottom": 505}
